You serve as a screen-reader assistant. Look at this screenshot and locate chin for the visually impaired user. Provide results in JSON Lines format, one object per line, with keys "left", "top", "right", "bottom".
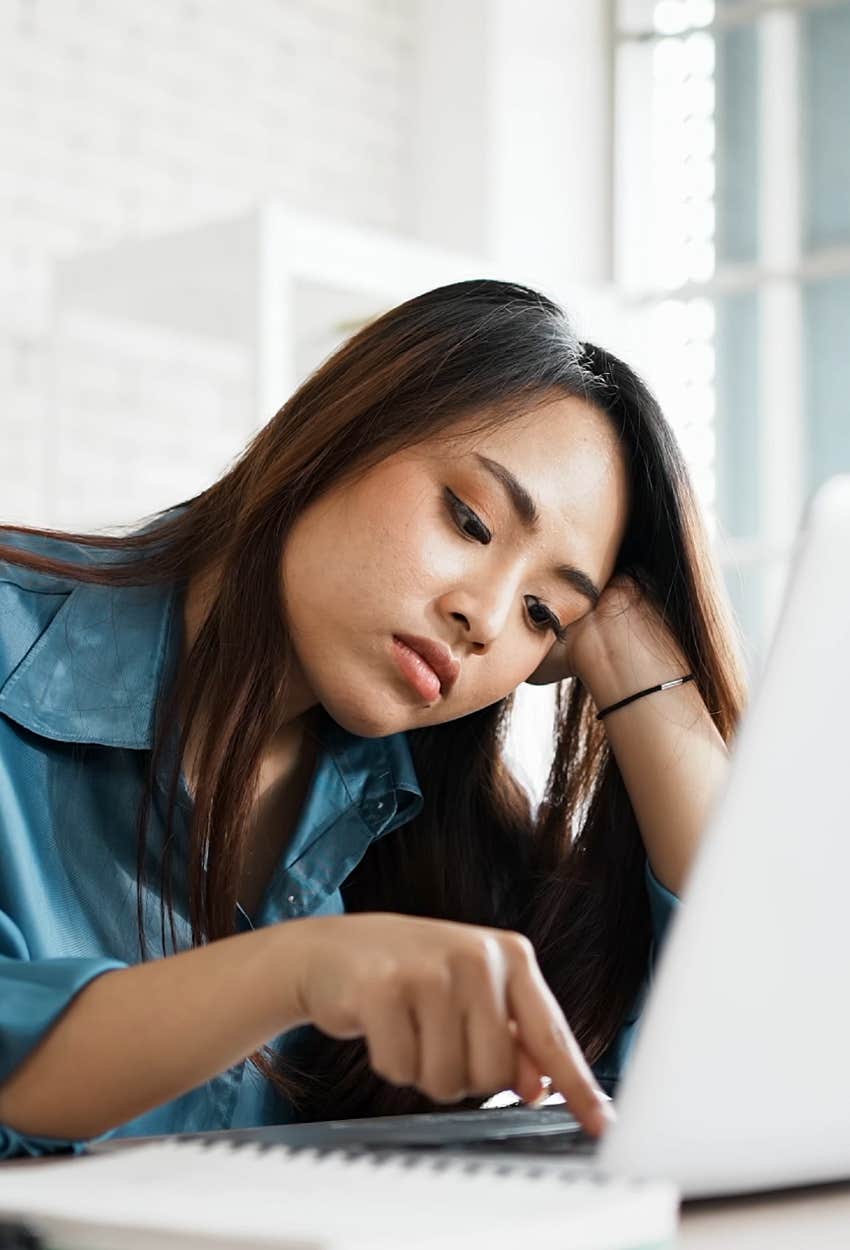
{"left": 321, "top": 690, "right": 401, "bottom": 739}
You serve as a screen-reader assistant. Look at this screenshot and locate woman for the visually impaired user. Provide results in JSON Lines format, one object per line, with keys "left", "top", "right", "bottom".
{"left": 0, "top": 279, "right": 745, "bottom": 1158}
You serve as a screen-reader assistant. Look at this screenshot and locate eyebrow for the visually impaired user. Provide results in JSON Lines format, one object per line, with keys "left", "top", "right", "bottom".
{"left": 473, "top": 453, "right": 602, "bottom": 608}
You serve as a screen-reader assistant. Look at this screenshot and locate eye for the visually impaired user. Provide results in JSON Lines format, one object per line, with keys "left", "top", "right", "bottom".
{"left": 444, "top": 486, "right": 490, "bottom": 543}
{"left": 525, "top": 596, "right": 569, "bottom": 642}
{"left": 443, "top": 488, "right": 569, "bottom": 642}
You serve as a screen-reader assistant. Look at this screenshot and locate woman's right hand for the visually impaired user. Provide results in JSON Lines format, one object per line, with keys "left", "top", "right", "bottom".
{"left": 288, "top": 911, "right": 615, "bottom": 1137}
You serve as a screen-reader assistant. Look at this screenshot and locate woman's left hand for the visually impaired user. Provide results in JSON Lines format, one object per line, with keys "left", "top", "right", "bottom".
{"left": 524, "top": 572, "right": 656, "bottom": 687}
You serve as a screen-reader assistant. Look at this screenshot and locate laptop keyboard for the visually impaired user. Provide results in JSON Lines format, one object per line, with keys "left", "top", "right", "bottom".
{"left": 462, "top": 1130, "right": 598, "bottom": 1156}
{"left": 353, "top": 1129, "right": 598, "bottom": 1159}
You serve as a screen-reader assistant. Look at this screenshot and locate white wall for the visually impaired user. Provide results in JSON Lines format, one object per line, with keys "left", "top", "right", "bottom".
{"left": 411, "top": 0, "right": 617, "bottom": 288}
{"left": 0, "top": 0, "right": 420, "bottom": 525}
{"left": 2, "top": 0, "right": 626, "bottom": 529}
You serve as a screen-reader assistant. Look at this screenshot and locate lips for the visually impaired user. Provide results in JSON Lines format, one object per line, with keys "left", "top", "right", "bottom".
{"left": 392, "top": 634, "right": 460, "bottom": 697}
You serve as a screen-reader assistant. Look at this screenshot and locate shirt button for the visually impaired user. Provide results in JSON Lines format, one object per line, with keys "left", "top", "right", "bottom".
{"left": 286, "top": 894, "right": 300, "bottom": 914}
{"left": 363, "top": 797, "right": 391, "bottom": 827}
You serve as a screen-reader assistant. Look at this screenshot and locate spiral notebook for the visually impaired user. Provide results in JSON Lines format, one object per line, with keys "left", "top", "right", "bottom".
{"left": 0, "top": 1136, "right": 679, "bottom": 1250}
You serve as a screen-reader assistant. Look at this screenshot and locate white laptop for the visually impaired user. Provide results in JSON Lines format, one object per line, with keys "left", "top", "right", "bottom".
{"left": 91, "top": 472, "right": 850, "bottom": 1202}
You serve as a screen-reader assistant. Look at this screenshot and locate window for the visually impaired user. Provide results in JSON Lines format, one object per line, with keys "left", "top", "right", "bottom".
{"left": 615, "top": 0, "right": 850, "bottom": 681}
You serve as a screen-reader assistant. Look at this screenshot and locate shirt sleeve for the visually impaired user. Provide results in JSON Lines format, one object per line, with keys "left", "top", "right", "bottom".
{"left": 590, "top": 856, "right": 681, "bottom": 1096}
{"left": 0, "top": 909, "right": 128, "bottom": 1158}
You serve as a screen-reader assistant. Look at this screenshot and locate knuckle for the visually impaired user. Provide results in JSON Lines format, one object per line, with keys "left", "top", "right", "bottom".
{"left": 413, "top": 962, "right": 453, "bottom": 998}
{"left": 452, "top": 940, "right": 493, "bottom": 979}
{"left": 470, "top": 1062, "right": 515, "bottom": 1097}
{"left": 363, "top": 959, "right": 402, "bottom": 997}
{"left": 372, "top": 1056, "right": 415, "bottom": 1086}
{"left": 504, "top": 930, "right": 536, "bottom": 964}
{"left": 423, "top": 1080, "right": 467, "bottom": 1104}
{"left": 325, "top": 997, "right": 362, "bottom": 1037}
{"left": 418, "top": 1050, "right": 467, "bottom": 1103}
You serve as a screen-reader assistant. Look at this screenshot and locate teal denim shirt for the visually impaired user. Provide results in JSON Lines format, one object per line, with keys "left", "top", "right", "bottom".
{"left": 0, "top": 523, "right": 679, "bottom": 1158}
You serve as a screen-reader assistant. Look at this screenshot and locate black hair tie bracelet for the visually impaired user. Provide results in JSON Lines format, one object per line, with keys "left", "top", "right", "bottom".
{"left": 596, "top": 674, "right": 695, "bottom": 721}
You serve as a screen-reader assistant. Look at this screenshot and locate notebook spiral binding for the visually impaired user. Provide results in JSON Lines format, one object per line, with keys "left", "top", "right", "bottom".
{"left": 177, "top": 1136, "right": 630, "bottom": 1187}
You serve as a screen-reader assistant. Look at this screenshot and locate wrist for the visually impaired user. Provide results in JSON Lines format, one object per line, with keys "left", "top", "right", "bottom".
{"left": 267, "top": 915, "right": 327, "bottom": 1030}
{"left": 576, "top": 625, "right": 690, "bottom": 712}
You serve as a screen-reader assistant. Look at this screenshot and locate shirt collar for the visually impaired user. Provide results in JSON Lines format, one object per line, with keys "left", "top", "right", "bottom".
{"left": 0, "top": 579, "right": 178, "bottom": 750}
{"left": 0, "top": 571, "right": 422, "bottom": 819}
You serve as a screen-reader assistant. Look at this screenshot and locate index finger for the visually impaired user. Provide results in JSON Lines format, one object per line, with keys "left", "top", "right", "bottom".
{"left": 506, "top": 945, "right": 615, "bottom": 1137}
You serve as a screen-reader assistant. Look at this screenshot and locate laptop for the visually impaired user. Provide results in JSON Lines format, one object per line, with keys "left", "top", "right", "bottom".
{"left": 91, "top": 473, "right": 850, "bottom": 1201}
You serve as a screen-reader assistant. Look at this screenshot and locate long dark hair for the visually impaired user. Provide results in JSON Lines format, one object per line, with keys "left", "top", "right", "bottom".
{"left": 0, "top": 279, "right": 747, "bottom": 1121}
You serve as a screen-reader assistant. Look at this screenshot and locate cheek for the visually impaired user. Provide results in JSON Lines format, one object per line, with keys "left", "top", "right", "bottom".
{"left": 376, "top": 490, "right": 454, "bottom": 596}
{"left": 279, "top": 505, "right": 360, "bottom": 639}
{"left": 280, "top": 488, "right": 436, "bottom": 640}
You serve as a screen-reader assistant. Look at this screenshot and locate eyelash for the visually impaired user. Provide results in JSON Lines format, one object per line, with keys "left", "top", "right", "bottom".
{"left": 443, "top": 488, "right": 570, "bottom": 643}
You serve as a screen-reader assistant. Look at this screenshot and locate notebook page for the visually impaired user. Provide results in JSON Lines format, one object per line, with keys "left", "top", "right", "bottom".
{"left": 0, "top": 1139, "right": 680, "bottom": 1250}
